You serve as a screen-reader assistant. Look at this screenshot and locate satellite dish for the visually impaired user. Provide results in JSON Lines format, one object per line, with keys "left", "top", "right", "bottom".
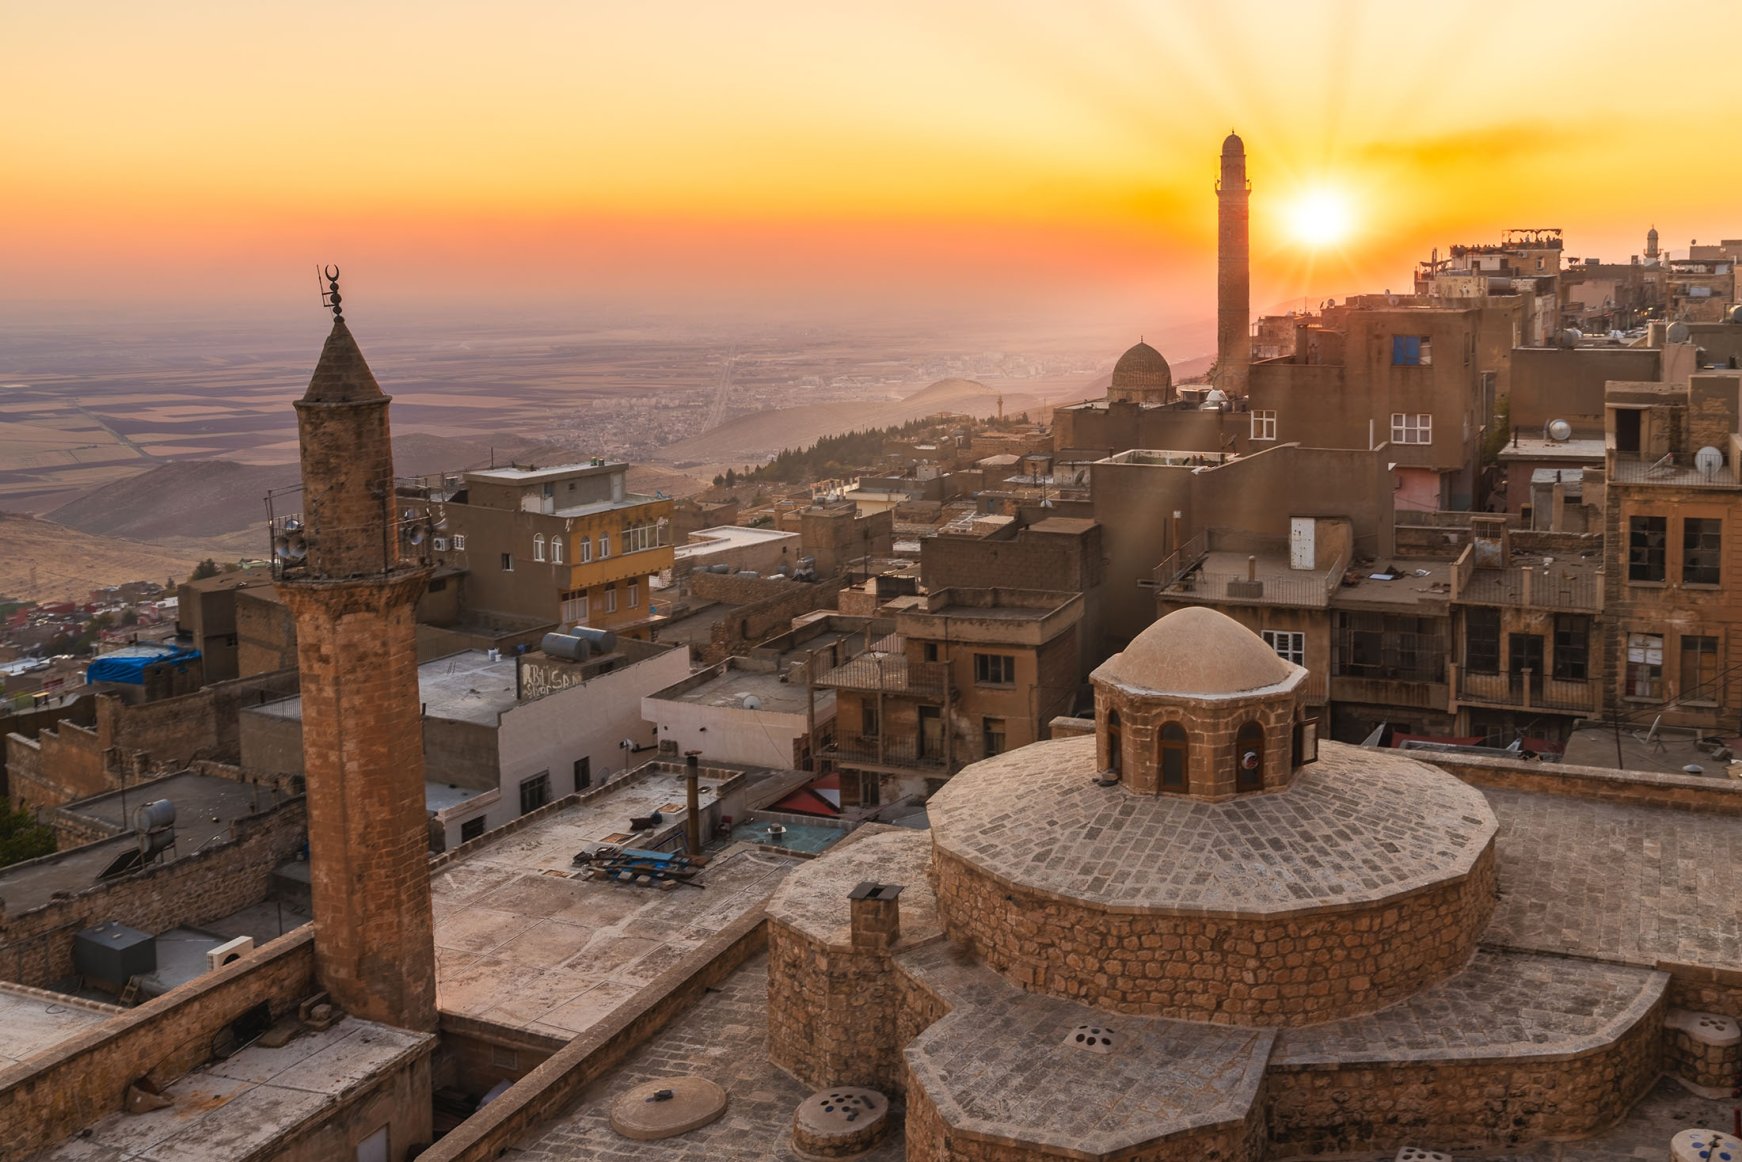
{"left": 1696, "top": 446, "right": 1724, "bottom": 477}
{"left": 282, "top": 517, "right": 302, "bottom": 533}
{"left": 408, "top": 524, "right": 429, "bottom": 546}
{"left": 1547, "top": 419, "right": 1573, "bottom": 442}
{"left": 740, "top": 694, "right": 763, "bottom": 710}
{"left": 1668, "top": 322, "right": 1692, "bottom": 343}
{"left": 1728, "top": 305, "right": 1742, "bottom": 325}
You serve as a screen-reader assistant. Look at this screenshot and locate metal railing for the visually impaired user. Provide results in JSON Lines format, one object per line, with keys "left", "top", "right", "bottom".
{"left": 1456, "top": 668, "right": 1596, "bottom": 713}
{"left": 1610, "top": 450, "right": 1739, "bottom": 488}
{"left": 827, "top": 737, "right": 949, "bottom": 769}
{"left": 1455, "top": 565, "right": 1603, "bottom": 611}
{"left": 815, "top": 655, "right": 949, "bottom": 700}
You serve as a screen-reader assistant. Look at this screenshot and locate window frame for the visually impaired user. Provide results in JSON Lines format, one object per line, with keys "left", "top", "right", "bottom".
{"left": 604, "top": 584, "right": 618, "bottom": 614}
{"left": 1390, "top": 412, "right": 1433, "bottom": 444}
{"left": 1261, "top": 629, "right": 1304, "bottom": 665}
{"left": 973, "top": 652, "right": 1017, "bottom": 686}
{"left": 981, "top": 716, "right": 1007, "bottom": 757}
{"left": 1250, "top": 410, "right": 1277, "bottom": 441}
{"left": 1683, "top": 517, "right": 1722, "bottom": 586}
{"left": 1552, "top": 614, "right": 1590, "bottom": 681}
{"left": 579, "top": 537, "right": 592, "bottom": 563}
{"left": 598, "top": 533, "right": 611, "bottom": 559}
{"left": 1465, "top": 607, "right": 1501, "bottom": 674}
{"left": 1625, "top": 632, "right": 1664, "bottom": 701}
{"left": 551, "top": 536, "right": 564, "bottom": 565}
{"left": 532, "top": 534, "right": 546, "bottom": 562}
{"left": 500, "top": 552, "right": 514, "bottom": 572}
{"left": 518, "top": 771, "right": 551, "bottom": 815}
{"left": 1680, "top": 635, "right": 1720, "bottom": 705}
{"left": 1627, "top": 515, "right": 1668, "bottom": 583}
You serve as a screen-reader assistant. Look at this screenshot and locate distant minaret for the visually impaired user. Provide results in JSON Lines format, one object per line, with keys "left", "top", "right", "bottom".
{"left": 1217, "top": 132, "right": 1252, "bottom": 397}
{"left": 1645, "top": 225, "right": 1660, "bottom": 261}
{"left": 279, "top": 271, "right": 438, "bottom": 1033}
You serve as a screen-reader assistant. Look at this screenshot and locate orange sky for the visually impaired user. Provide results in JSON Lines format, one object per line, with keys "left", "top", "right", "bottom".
{"left": 8, "top": 0, "right": 1742, "bottom": 334}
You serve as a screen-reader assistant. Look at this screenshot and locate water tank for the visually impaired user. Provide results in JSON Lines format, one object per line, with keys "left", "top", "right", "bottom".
{"left": 74, "top": 921, "right": 156, "bottom": 993}
{"left": 133, "top": 799, "right": 176, "bottom": 832}
{"left": 709, "top": 563, "right": 732, "bottom": 574}
{"left": 571, "top": 626, "right": 618, "bottom": 654}
{"left": 736, "top": 570, "right": 760, "bottom": 580}
{"left": 1668, "top": 322, "right": 1692, "bottom": 343}
{"left": 541, "top": 632, "right": 592, "bottom": 661}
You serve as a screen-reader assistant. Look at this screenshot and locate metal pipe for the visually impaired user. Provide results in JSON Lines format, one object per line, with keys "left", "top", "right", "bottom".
{"left": 684, "top": 751, "right": 702, "bottom": 857}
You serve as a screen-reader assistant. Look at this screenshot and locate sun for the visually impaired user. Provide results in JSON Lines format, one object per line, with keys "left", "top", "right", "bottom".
{"left": 1285, "top": 187, "right": 1355, "bottom": 248}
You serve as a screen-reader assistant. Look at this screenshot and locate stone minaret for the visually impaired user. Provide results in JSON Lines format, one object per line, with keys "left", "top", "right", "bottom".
{"left": 1646, "top": 225, "right": 1660, "bottom": 261}
{"left": 1216, "top": 131, "right": 1252, "bottom": 397}
{"left": 279, "top": 293, "right": 437, "bottom": 1032}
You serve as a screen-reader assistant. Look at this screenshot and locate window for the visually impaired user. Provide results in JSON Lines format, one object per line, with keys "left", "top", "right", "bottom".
{"left": 532, "top": 534, "right": 546, "bottom": 562}
{"left": 459, "top": 817, "right": 485, "bottom": 844}
{"left": 1626, "top": 632, "right": 1663, "bottom": 700}
{"left": 623, "top": 523, "right": 663, "bottom": 554}
{"left": 982, "top": 717, "right": 1007, "bottom": 757}
{"left": 599, "top": 533, "right": 611, "bottom": 559}
{"left": 427, "top": 577, "right": 447, "bottom": 593}
{"left": 1465, "top": 607, "right": 1500, "bottom": 674}
{"left": 1251, "top": 410, "right": 1277, "bottom": 441}
{"left": 1391, "top": 335, "right": 1433, "bottom": 366}
{"left": 973, "top": 653, "right": 1016, "bottom": 686}
{"left": 574, "top": 756, "right": 591, "bottom": 791}
{"left": 1261, "top": 630, "right": 1304, "bottom": 665}
{"left": 1681, "top": 635, "right": 1720, "bottom": 704}
{"left": 1552, "top": 614, "right": 1590, "bottom": 681}
{"left": 519, "top": 771, "right": 551, "bottom": 814}
{"left": 604, "top": 585, "right": 618, "bottom": 613}
{"left": 1391, "top": 413, "right": 1432, "bottom": 444}
{"left": 861, "top": 701, "right": 879, "bottom": 737}
{"left": 627, "top": 580, "right": 640, "bottom": 607}
{"left": 561, "top": 591, "right": 589, "bottom": 623}
{"left": 921, "top": 642, "right": 939, "bottom": 662}
{"left": 1159, "top": 722, "right": 1188, "bottom": 791}
{"left": 500, "top": 552, "right": 514, "bottom": 572}
{"left": 551, "top": 537, "right": 564, "bottom": 565}
{"left": 452, "top": 534, "right": 466, "bottom": 550}
{"left": 1105, "top": 709, "right": 1122, "bottom": 777}
{"left": 1235, "top": 721, "right": 1264, "bottom": 792}
{"left": 1684, "top": 518, "right": 1722, "bottom": 585}
{"left": 579, "top": 537, "right": 592, "bottom": 563}
{"left": 1627, "top": 515, "right": 1667, "bottom": 582}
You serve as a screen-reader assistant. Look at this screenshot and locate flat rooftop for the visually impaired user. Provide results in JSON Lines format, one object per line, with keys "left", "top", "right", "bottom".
{"left": 648, "top": 664, "right": 822, "bottom": 717}
{"left": 0, "top": 984, "right": 118, "bottom": 1078}
{"left": 1330, "top": 557, "right": 1451, "bottom": 609}
{"left": 674, "top": 525, "right": 798, "bottom": 559}
{"left": 34, "top": 1017, "right": 431, "bottom": 1162}
{"left": 467, "top": 462, "right": 621, "bottom": 484}
{"left": 1499, "top": 436, "right": 1606, "bottom": 461}
{"left": 254, "top": 649, "right": 520, "bottom": 727}
{"left": 431, "top": 772, "right": 801, "bottom": 1040}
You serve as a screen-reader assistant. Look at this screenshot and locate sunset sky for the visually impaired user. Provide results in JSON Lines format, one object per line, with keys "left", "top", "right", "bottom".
{"left": 8, "top": 0, "right": 1741, "bottom": 334}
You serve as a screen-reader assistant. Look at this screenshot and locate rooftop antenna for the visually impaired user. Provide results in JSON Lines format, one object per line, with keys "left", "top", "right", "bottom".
{"left": 317, "top": 264, "right": 343, "bottom": 320}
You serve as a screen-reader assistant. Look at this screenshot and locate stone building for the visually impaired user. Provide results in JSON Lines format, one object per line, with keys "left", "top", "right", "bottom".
{"left": 760, "top": 608, "right": 1705, "bottom": 1159}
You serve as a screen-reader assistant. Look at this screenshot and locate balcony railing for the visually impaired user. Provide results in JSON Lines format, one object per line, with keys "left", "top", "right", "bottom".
{"left": 1610, "top": 450, "right": 1740, "bottom": 488}
{"left": 816, "top": 655, "right": 949, "bottom": 700}
{"left": 1455, "top": 565, "right": 1603, "bottom": 611}
{"left": 827, "top": 737, "right": 949, "bottom": 769}
{"left": 1152, "top": 529, "right": 1349, "bottom": 609}
{"left": 1456, "top": 668, "right": 1596, "bottom": 713}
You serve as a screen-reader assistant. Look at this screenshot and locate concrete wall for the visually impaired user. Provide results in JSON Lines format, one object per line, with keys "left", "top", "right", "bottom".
{"left": 1511, "top": 346, "right": 1661, "bottom": 435}
{"left": 700, "top": 577, "right": 849, "bottom": 665}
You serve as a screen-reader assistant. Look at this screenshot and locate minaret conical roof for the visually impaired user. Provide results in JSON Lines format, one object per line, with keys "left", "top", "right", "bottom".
{"left": 301, "top": 317, "right": 384, "bottom": 404}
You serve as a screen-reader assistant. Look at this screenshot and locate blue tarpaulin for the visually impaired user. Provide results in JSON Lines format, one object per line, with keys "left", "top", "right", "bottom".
{"left": 86, "top": 644, "right": 201, "bottom": 685}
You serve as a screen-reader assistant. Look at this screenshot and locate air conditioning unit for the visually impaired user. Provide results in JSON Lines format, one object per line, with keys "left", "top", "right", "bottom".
{"left": 206, "top": 936, "right": 254, "bottom": 971}
{"left": 432, "top": 536, "right": 450, "bottom": 551}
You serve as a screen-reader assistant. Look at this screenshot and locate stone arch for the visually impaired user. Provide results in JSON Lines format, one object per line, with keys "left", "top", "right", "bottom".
{"left": 1235, "top": 720, "right": 1264, "bottom": 792}
{"left": 1106, "top": 709, "right": 1123, "bottom": 779}
{"left": 1159, "top": 722, "right": 1188, "bottom": 791}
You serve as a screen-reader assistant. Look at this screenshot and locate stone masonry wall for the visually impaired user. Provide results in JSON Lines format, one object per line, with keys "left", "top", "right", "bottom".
{"left": 0, "top": 799, "right": 307, "bottom": 987}
{"left": 766, "top": 917, "right": 907, "bottom": 1093}
{"left": 1266, "top": 993, "right": 1664, "bottom": 1155}
{"left": 932, "top": 843, "right": 1497, "bottom": 1026}
{"left": 903, "top": 1064, "right": 1266, "bottom": 1162}
{"left": 0, "top": 928, "right": 317, "bottom": 1161}
{"left": 700, "top": 576, "right": 848, "bottom": 664}
{"left": 1095, "top": 683, "right": 1297, "bottom": 798}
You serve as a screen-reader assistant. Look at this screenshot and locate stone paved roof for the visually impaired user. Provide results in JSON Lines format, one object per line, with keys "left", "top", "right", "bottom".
{"left": 1483, "top": 786, "right": 1742, "bottom": 971}
{"left": 1093, "top": 605, "right": 1300, "bottom": 698}
{"left": 928, "top": 736, "right": 1496, "bottom": 917}
{"left": 899, "top": 942, "right": 1272, "bottom": 1155}
{"left": 1273, "top": 949, "right": 1666, "bottom": 1066}
{"left": 765, "top": 827, "right": 939, "bottom": 949}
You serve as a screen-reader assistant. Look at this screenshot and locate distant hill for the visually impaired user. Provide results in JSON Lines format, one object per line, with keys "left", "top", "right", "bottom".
{"left": 46, "top": 432, "right": 536, "bottom": 542}
{"left": 0, "top": 512, "right": 216, "bottom": 603}
{"left": 653, "top": 376, "right": 1064, "bottom": 466}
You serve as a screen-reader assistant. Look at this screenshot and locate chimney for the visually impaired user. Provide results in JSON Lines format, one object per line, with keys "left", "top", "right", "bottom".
{"left": 684, "top": 751, "right": 703, "bottom": 857}
{"left": 848, "top": 882, "right": 903, "bottom": 952}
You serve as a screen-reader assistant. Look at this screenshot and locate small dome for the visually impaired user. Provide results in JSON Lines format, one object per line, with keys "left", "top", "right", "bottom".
{"left": 1093, "top": 606, "right": 1298, "bottom": 697}
{"left": 1222, "top": 131, "right": 1245, "bottom": 156}
{"left": 1111, "top": 341, "right": 1172, "bottom": 391}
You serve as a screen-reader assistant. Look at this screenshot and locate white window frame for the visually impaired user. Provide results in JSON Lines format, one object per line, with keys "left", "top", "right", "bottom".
{"left": 551, "top": 537, "right": 564, "bottom": 565}
{"left": 578, "top": 537, "right": 592, "bottom": 563}
{"left": 1391, "top": 413, "right": 1433, "bottom": 445}
{"left": 561, "top": 592, "right": 589, "bottom": 623}
{"left": 452, "top": 534, "right": 466, "bottom": 550}
{"left": 532, "top": 534, "right": 546, "bottom": 562}
{"left": 599, "top": 533, "right": 611, "bottom": 559}
{"left": 605, "top": 585, "right": 618, "bottom": 613}
{"left": 1251, "top": 410, "right": 1277, "bottom": 441}
{"left": 623, "top": 523, "right": 663, "bottom": 554}
{"left": 1261, "top": 630, "right": 1305, "bottom": 665}
{"left": 627, "top": 580, "right": 640, "bottom": 607}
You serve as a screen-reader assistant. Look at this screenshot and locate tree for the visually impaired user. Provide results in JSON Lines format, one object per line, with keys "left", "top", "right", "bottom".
{"left": 0, "top": 804, "right": 55, "bottom": 869}
{"left": 724, "top": 467, "right": 737, "bottom": 488}
{"left": 190, "top": 559, "right": 220, "bottom": 581}
{"left": 119, "top": 608, "right": 139, "bottom": 627}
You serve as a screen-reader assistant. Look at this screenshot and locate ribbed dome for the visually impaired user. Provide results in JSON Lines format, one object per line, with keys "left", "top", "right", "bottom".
{"left": 1093, "top": 606, "right": 1298, "bottom": 697}
{"left": 1110, "top": 340, "right": 1172, "bottom": 390}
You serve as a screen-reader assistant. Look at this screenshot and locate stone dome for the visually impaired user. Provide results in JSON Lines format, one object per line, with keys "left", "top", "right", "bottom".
{"left": 1114, "top": 341, "right": 1170, "bottom": 390}
{"left": 1222, "top": 131, "right": 1245, "bottom": 156}
{"left": 1093, "top": 606, "right": 1298, "bottom": 698}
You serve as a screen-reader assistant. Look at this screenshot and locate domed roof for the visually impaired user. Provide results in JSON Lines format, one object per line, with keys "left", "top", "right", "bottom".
{"left": 1093, "top": 606, "right": 1298, "bottom": 697}
{"left": 1222, "top": 131, "right": 1244, "bottom": 156}
{"left": 1110, "top": 340, "right": 1172, "bottom": 390}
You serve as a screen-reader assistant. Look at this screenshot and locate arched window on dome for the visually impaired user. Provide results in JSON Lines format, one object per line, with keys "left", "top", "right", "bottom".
{"left": 1159, "top": 723, "right": 1188, "bottom": 791}
{"left": 1235, "top": 721, "right": 1264, "bottom": 792}
{"left": 1105, "top": 709, "right": 1123, "bottom": 779}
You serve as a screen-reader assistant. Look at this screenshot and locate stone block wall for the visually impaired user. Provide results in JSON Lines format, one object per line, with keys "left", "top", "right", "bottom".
{"left": 1266, "top": 995, "right": 1664, "bottom": 1155}
{"left": 0, "top": 798, "right": 308, "bottom": 987}
{"left": 701, "top": 577, "right": 847, "bottom": 664}
{"left": 0, "top": 928, "right": 317, "bottom": 1160}
{"left": 931, "top": 843, "right": 1497, "bottom": 1026}
{"left": 1095, "top": 683, "right": 1299, "bottom": 798}
{"left": 766, "top": 917, "right": 907, "bottom": 1093}
{"left": 903, "top": 1068, "right": 1266, "bottom": 1162}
